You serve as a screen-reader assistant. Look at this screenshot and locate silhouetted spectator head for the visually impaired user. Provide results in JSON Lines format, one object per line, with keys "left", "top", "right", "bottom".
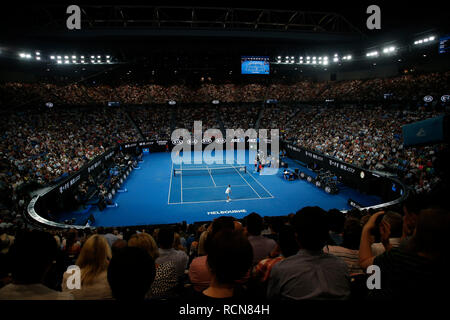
{"left": 245, "top": 212, "right": 264, "bottom": 236}
{"left": 342, "top": 218, "right": 362, "bottom": 250}
{"left": 410, "top": 208, "right": 450, "bottom": 261}
{"left": 327, "top": 209, "right": 346, "bottom": 234}
{"left": 204, "top": 216, "right": 238, "bottom": 255}
{"left": 294, "top": 207, "right": 329, "bottom": 251}
{"left": 111, "top": 239, "right": 127, "bottom": 257}
{"left": 9, "top": 230, "right": 57, "bottom": 284}
{"left": 278, "top": 225, "right": 299, "bottom": 257}
{"left": 381, "top": 211, "right": 403, "bottom": 238}
{"left": 402, "top": 192, "right": 431, "bottom": 237}
{"left": 268, "top": 216, "right": 284, "bottom": 234}
{"left": 207, "top": 230, "right": 253, "bottom": 284}
{"left": 211, "top": 216, "right": 235, "bottom": 235}
{"left": 107, "top": 247, "right": 156, "bottom": 300}
{"left": 157, "top": 227, "right": 174, "bottom": 249}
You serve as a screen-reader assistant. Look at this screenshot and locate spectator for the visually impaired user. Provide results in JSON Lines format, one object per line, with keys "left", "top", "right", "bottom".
{"left": 173, "top": 232, "right": 187, "bottom": 253}
{"left": 107, "top": 247, "right": 156, "bottom": 301}
{"left": 0, "top": 230, "right": 73, "bottom": 300}
{"left": 188, "top": 216, "right": 239, "bottom": 292}
{"left": 245, "top": 213, "right": 277, "bottom": 265}
{"left": 327, "top": 209, "right": 346, "bottom": 246}
{"left": 156, "top": 227, "right": 188, "bottom": 280}
{"left": 62, "top": 234, "right": 113, "bottom": 300}
{"left": 198, "top": 230, "right": 253, "bottom": 301}
{"left": 100, "top": 227, "right": 120, "bottom": 248}
{"left": 371, "top": 211, "right": 403, "bottom": 256}
{"left": 188, "top": 231, "right": 211, "bottom": 292}
{"left": 324, "top": 218, "right": 363, "bottom": 274}
{"left": 253, "top": 224, "right": 299, "bottom": 283}
{"left": 128, "top": 232, "right": 177, "bottom": 298}
{"left": 111, "top": 239, "right": 127, "bottom": 256}
{"left": 267, "top": 207, "right": 350, "bottom": 300}
{"left": 359, "top": 208, "right": 450, "bottom": 299}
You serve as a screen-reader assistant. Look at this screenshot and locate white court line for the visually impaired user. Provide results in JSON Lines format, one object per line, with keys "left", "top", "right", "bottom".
{"left": 168, "top": 196, "right": 273, "bottom": 205}
{"left": 180, "top": 161, "right": 183, "bottom": 203}
{"left": 231, "top": 165, "right": 262, "bottom": 199}
{"left": 167, "top": 161, "right": 174, "bottom": 204}
{"left": 182, "top": 184, "right": 248, "bottom": 190}
{"left": 246, "top": 170, "right": 275, "bottom": 198}
{"left": 205, "top": 164, "right": 217, "bottom": 187}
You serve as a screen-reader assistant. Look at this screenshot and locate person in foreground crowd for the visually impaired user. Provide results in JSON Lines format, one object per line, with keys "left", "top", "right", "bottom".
{"left": 188, "top": 216, "right": 240, "bottom": 292}
{"left": 62, "top": 234, "right": 113, "bottom": 300}
{"left": 359, "top": 208, "right": 450, "bottom": 299}
{"left": 245, "top": 213, "right": 277, "bottom": 265}
{"left": 267, "top": 207, "right": 350, "bottom": 300}
{"left": 0, "top": 230, "right": 73, "bottom": 300}
{"left": 370, "top": 211, "right": 403, "bottom": 256}
{"left": 324, "top": 218, "right": 363, "bottom": 275}
{"left": 128, "top": 232, "right": 178, "bottom": 298}
{"left": 156, "top": 227, "right": 188, "bottom": 280}
{"left": 188, "top": 230, "right": 211, "bottom": 292}
{"left": 253, "top": 224, "right": 299, "bottom": 283}
{"left": 195, "top": 229, "right": 253, "bottom": 301}
{"left": 107, "top": 246, "right": 156, "bottom": 301}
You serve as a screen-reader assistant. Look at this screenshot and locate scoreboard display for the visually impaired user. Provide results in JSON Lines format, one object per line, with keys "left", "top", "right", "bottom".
{"left": 241, "top": 56, "right": 270, "bottom": 74}
{"left": 439, "top": 35, "right": 450, "bottom": 54}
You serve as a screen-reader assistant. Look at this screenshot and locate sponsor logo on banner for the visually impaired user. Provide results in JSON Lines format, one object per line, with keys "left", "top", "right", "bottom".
{"left": 59, "top": 175, "right": 81, "bottom": 194}
{"left": 172, "top": 139, "right": 183, "bottom": 145}
{"left": 423, "top": 95, "right": 433, "bottom": 103}
{"left": 88, "top": 160, "right": 102, "bottom": 173}
{"left": 305, "top": 151, "right": 324, "bottom": 162}
{"left": 157, "top": 140, "right": 167, "bottom": 145}
{"left": 329, "top": 159, "right": 356, "bottom": 174}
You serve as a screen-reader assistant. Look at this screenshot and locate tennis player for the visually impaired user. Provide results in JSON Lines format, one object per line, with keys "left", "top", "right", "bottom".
{"left": 225, "top": 184, "right": 232, "bottom": 202}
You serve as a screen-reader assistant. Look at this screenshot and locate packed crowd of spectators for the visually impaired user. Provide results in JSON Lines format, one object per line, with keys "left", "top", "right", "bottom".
{"left": 220, "top": 104, "right": 261, "bottom": 131}
{"left": 0, "top": 107, "right": 141, "bottom": 232}
{"left": 0, "top": 192, "right": 448, "bottom": 300}
{"left": 1, "top": 71, "right": 448, "bottom": 106}
{"left": 128, "top": 106, "right": 173, "bottom": 140}
{"left": 267, "top": 104, "right": 447, "bottom": 194}
{"left": 317, "top": 72, "right": 450, "bottom": 102}
{"left": 175, "top": 105, "right": 220, "bottom": 134}
{"left": 0, "top": 106, "right": 138, "bottom": 185}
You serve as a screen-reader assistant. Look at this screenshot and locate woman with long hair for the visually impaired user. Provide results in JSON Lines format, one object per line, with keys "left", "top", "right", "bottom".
{"left": 62, "top": 234, "right": 113, "bottom": 300}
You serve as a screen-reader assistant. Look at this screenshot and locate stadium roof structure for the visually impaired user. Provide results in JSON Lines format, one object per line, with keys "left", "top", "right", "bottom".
{"left": 2, "top": 5, "right": 366, "bottom": 43}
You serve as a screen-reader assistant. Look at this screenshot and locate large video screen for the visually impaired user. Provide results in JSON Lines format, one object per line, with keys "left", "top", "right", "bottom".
{"left": 241, "top": 56, "right": 270, "bottom": 74}
{"left": 439, "top": 35, "right": 450, "bottom": 54}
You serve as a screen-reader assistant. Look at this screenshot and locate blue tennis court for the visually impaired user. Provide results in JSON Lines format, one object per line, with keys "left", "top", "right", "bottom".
{"left": 168, "top": 160, "right": 273, "bottom": 204}
{"left": 57, "top": 149, "right": 382, "bottom": 227}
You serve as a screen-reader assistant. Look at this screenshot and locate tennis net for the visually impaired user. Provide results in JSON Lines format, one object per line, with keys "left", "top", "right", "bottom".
{"left": 173, "top": 166, "right": 247, "bottom": 177}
